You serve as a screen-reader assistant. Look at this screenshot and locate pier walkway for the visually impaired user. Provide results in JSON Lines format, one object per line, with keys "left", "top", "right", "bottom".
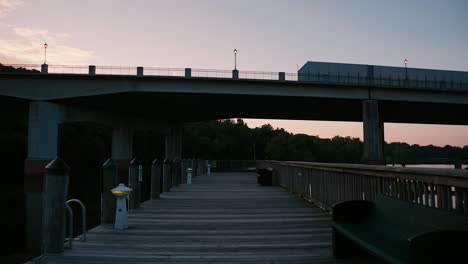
{"left": 42, "top": 172, "right": 376, "bottom": 263}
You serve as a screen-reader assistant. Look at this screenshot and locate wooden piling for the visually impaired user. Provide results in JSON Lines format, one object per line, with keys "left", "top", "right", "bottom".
{"left": 42, "top": 157, "right": 70, "bottom": 253}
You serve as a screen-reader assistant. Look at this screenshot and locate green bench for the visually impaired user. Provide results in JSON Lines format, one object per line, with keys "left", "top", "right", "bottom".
{"left": 332, "top": 195, "right": 468, "bottom": 264}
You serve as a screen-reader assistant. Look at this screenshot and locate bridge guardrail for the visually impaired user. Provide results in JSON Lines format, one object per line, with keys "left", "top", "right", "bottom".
{"left": 2, "top": 64, "right": 467, "bottom": 91}
{"left": 258, "top": 160, "right": 468, "bottom": 214}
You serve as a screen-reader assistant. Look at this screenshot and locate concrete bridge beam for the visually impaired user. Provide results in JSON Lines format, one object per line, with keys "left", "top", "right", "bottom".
{"left": 362, "top": 100, "right": 385, "bottom": 165}
{"left": 24, "top": 101, "right": 64, "bottom": 254}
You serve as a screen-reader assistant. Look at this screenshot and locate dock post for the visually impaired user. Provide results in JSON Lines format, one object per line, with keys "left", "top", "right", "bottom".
{"left": 151, "top": 159, "right": 162, "bottom": 199}
{"left": 173, "top": 158, "right": 181, "bottom": 186}
{"left": 128, "top": 158, "right": 141, "bottom": 209}
{"left": 42, "top": 157, "right": 70, "bottom": 253}
{"left": 163, "top": 158, "right": 172, "bottom": 192}
{"left": 187, "top": 168, "right": 193, "bottom": 184}
{"left": 101, "top": 158, "right": 117, "bottom": 223}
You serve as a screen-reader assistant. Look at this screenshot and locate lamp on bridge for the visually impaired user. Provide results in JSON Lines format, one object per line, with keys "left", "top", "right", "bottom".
{"left": 234, "top": 49, "right": 238, "bottom": 70}
{"left": 404, "top": 58, "right": 408, "bottom": 80}
{"left": 44, "top": 43, "right": 48, "bottom": 64}
{"left": 111, "top": 183, "right": 132, "bottom": 230}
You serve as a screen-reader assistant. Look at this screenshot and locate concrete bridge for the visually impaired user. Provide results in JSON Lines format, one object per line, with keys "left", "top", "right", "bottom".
{"left": 1, "top": 63, "right": 468, "bottom": 261}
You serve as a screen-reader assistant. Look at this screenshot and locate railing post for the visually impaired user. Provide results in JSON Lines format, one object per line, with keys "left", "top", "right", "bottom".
{"left": 101, "top": 158, "right": 117, "bottom": 223}
{"left": 41, "top": 64, "right": 48, "bottom": 74}
{"left": 128, "top": 158, "right": 141, "bottom": 209}
{"left": 185, "top": 68, "right": 192, "bottom": 77}
{"left": 186, "top": 168, "right": 193, "bottom": 184}
{"left": 279, "top": 72, "right": 285, "bottom": 81}
{"left": 137, "top": 66, "right": 144, "bottom": 77}
{"left": 43, "top": 157, "right": 70, "bottom": 253}
{"left": 232, "top": 69, "right": 239, "bottom": 79}
{"left": 151, "top": 159, "right": 162, "bottom": 199}
{"left": 89, "top": 65, "right": 96, "bottom": 76}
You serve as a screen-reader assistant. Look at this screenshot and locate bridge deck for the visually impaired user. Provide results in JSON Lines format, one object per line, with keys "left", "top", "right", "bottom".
{"left": 42, "top": 172, "right": 376, "bottom": 263}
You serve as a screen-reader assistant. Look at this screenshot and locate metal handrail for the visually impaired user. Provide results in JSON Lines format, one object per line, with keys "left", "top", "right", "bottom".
{"left": 65, "top": 199, "right": 87, "bottom": 249}
{"left": 65, "top": 204, "right": 73, "bottom": 249}
{"left": 1, "top": 63, "right": 467, "bottom": 90}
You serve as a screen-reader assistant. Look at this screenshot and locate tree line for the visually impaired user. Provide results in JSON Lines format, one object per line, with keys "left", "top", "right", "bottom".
{"left": 183, "top": 119, "right": 468, "bottom": 164}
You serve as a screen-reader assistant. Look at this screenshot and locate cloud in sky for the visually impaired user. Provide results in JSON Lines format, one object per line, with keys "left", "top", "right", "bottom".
{"left": 0, "top": 25, "right": 94, "bottom": 64}
{"left": 0, "top": 0, "right": 22, "bottom": 17}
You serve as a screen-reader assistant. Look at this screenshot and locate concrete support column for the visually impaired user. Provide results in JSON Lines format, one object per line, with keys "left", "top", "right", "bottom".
{"left": 112, "top": 128, "right": 133, "bottom": 183}
{"left": 128, "top": 158, "right": 141, "bottom": 209}
{"left": 101, "top": 158, "right": 117, "bottom": 223}
{"left": 42, "top": 158, "right": 69, "bottom": 253}
{"left": 362, "top": 100, "right": 385, "bottom": 165}
{"left": 24, "top": 101, "right": 63, "bottom": 254}
{"left": 151, "top": 159, "right": 162, "bottom": 199}
{"left": 164, "top": 127, "right": 182, "bottom": 189}
{"left": 165, "top": 127, "right": 182, "bottom": 160}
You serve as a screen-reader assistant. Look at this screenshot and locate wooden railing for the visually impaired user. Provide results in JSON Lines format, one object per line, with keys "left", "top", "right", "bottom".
{"left": 258, "top": 161, "right": 468, "bottom": 214}
{"left": 209, "top": 160, "right": 257, "bottom": 172}
{"left": 180, "top": 159, "right": 208, "bottom": 181}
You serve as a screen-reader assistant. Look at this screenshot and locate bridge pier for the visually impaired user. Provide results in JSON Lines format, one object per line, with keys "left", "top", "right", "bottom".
{"left": 362, "top": 100, "right": 385, "bottom": 165}
{"left": 24, "top": 101, "right": 64, "bottom": 254}
{"left": 112, "top": 128, "right": 133, "bottom": 183}
{"left": 164, "top": 127, "right": 182, "bottom": 188}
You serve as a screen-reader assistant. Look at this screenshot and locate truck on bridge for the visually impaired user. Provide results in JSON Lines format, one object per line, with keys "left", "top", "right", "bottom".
{"left": 298, "top": 61, "right": 468, "bottom": 88}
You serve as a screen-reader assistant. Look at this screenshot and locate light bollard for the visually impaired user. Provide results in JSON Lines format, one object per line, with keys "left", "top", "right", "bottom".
{"left": 111, "top": 184, "right": 132, "bottom": 230}
{"left": 186, "top": 168, "right": 193, "bottom": 185}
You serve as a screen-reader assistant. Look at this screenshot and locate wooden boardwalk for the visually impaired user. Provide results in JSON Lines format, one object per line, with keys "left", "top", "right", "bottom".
{"left": 42, "top": 172, "right": 376, "bottom": 263}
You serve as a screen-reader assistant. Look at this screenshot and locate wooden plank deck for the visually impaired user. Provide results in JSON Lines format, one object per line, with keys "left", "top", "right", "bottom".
{"left": 42, "top": 172, "right": 377, "bottom": 263}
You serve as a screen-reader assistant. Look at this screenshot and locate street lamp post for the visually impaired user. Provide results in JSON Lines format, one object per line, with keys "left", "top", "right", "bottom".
{"left": 234, "top": 49, "right": 238, "bottom": 70}
{"left": 404, "top": 58, "right": 408, "bottom": 80}
{"left": 44, "top": 43, "right": 48, "bottom": 64}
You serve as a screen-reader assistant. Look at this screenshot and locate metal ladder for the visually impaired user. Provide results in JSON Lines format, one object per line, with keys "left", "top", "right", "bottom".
{"left": 65, "top": 199, "right": 87, "bottom": 249}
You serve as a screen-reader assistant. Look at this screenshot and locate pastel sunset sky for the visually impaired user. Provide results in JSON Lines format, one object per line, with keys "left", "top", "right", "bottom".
{"left": 1, "top": 0, "right": 467, "bottom": 147}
